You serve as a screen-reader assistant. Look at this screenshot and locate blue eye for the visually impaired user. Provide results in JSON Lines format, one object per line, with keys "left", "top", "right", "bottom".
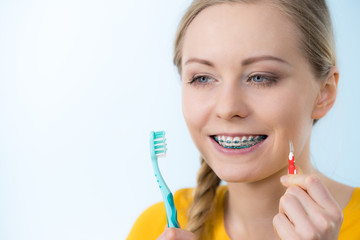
{"left": 251, "top": 75, "right": 266, "bottom": 82}
{"left": 198, "top": 76, "right": 210, "bottom": 83}
{"left": 189, "top": 75, "right": 215, "bottom": 86}
{"left": 248, "top": 74, "right": 277, "bottom": 87}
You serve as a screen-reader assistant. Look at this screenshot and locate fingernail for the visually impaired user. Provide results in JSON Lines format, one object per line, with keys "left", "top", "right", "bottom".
{"left": 280, "top": 175, "right": 288, "bottom": 184}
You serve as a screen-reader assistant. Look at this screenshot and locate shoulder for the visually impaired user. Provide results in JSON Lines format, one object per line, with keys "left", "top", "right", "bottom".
{"left": 127, "top": 186, "right": 228, "bottom": 239}
{"left": 174, "top": 188, "right": 194, "bottom": 209}
{"left": 173, "top": 185, "right": 227, "bottom": 201}
{"left": 340, "top": 187, "right": 360, "bottom": 239}
{"left": 173, "top": 185, "right": 228, "bottom": 216}
{"left": 173, "top": 188, "right": 195, "bottom": 227}
{"left": 174, "top": 185, "right": 228, "bottom": 227}
{"left": 127, "top": 201, "right": 167, "bottom": 240}
{"left": 127, "top": 188, "right": 195, "bottom": 240}
{"left": 343, "top": 187, "right": 360, "bottom": 217}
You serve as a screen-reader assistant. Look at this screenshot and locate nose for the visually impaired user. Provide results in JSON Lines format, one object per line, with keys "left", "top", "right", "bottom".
{"left": 215, "top": 81, "right": 250, "bottom": 120}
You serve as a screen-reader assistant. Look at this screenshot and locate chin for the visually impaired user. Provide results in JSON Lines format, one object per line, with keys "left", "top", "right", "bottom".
{"left": 209, "top": 162, "right": 260, "bottom": 183}
{"left": 209, "top": 159, "right": 286, "bottom": 184}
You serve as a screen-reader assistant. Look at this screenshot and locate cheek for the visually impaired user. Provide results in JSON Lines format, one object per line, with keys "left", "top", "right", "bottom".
{"left": 254, "top": 88, "right": 314, "bottom": 131}
{"left": 182, "top": 88, "right": 213, "bottom": 133}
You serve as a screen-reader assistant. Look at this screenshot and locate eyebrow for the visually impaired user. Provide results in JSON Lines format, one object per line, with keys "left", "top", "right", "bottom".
{"left": 184, "top": 57, "right": 214, "bottom": 67}
{"left": 241, "top": 55, "right": 291, "bottom": 66}
{"left": 184, "top": 55, "right": 291, "bottom": 67}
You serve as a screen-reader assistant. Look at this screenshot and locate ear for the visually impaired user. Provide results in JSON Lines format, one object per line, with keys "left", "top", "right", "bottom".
{"left": 311, "top": 66, "right": 339, "bottom": 120}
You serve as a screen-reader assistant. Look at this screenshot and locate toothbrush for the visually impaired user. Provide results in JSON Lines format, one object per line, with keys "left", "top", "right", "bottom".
{"left": 288, "top": 140, "right": 296, "bottom": 174}
{"left": 149, "top": 130, "right": 180, "bottom": 228}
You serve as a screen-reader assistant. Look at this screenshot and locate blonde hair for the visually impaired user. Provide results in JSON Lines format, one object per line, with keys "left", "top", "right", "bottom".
{"left": 174, "top": 0, "right": 336, "bottom": 79}
{"left": 186, "top": 158, "right": 220, "bottom": 238}
{"left": 174, "top": 0, "right": 336, "bottom": 238}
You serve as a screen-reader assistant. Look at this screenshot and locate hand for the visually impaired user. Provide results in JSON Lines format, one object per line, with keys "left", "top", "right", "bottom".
{"left": 157, "top": 227, "right": 196, "bottom": 240}
{"left": 273, "top": 174, "right": 343, "bottom": 240}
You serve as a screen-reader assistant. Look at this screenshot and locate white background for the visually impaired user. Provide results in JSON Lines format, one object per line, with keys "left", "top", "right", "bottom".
{"left": 0, "top": 0, "right": 359, "bottom": 239}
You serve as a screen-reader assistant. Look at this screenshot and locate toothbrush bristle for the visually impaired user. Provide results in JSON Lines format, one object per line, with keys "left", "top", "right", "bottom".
{"left": 153, "top": 131, "right": 167, "bottom": 157}
{"left": 289, "top": 140, "right": 294, "bottom": 153}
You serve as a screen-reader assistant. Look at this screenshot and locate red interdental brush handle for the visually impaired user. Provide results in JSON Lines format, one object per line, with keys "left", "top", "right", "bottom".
{"left": 288, "top": 140, "right": 296, "bottom": 174}
{"left": 288, "top": 154, "right": 296, "bottom": 174}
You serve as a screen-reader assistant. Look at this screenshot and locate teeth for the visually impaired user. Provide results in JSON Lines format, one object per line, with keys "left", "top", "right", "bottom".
{"left": 214, "top": 135, "right": 266, "bottom": 149}
{"left": 225, "top": 137, "right": 232, "bottom": 147}
{"left": 233, "top": 137, "right": 241, "bottom": 147}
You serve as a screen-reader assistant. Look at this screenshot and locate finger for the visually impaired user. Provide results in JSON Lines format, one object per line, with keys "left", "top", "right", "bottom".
{"left": 280, "top": 174, "right": 339, "bottom": 211}
{"left": 282, "top": 183, "right": 343, "bottom": 237}
{"left": 273, "top": 213, "right": 300, "bottom": 240}
{"left": 279, "top": 191, "right": 316, "bottom": 235}
{"left": 285, "top": 185, "right": 320, "bottom": 217}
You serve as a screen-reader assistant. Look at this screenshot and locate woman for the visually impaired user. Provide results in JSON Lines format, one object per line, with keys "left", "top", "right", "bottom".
{"left": 128, "top": 0, "right": 360, "bottom": 239}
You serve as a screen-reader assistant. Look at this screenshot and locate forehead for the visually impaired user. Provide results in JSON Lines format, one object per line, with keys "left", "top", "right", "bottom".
{"left": 182, "top": 2, "right": 303, "bottom": 67}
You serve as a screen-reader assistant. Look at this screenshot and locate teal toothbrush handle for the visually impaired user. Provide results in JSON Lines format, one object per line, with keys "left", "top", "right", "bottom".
{"left": 151, "top": 157, "right": 180, "bottom": 228}
{"left": 165, "top": 191, "right": 180, "bottom": 228}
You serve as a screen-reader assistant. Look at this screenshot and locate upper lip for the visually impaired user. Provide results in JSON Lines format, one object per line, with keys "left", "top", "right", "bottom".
{"left": 210, "top": 133, "right": 267, "bottom": 137}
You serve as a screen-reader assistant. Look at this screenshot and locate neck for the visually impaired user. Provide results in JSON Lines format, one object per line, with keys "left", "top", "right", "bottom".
{"left": 225, "top": 168, "right": 286, "bottom": 228}
{"left": 224, "top": 164, "right": 316, "bottom": 239}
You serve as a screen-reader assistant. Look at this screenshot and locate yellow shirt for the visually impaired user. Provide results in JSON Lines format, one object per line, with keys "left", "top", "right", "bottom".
{"left": 127, "top": 186, "right": 360, "bottom": 239}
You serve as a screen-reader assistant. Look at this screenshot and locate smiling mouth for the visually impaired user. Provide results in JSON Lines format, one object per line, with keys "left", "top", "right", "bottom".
{"left": 212, "top": 135, "right": 267, "bottom": 149}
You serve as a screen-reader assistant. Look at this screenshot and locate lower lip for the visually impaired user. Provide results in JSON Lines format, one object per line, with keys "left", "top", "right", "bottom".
{"left": 210, "top": 137, "right": 266, "bottom": 156}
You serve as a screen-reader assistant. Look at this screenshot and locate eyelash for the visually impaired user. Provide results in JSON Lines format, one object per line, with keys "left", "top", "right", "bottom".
{"left": 187, "top": 73, "right": 278, "bottom": 87}
{"left": 188, "top": 75, "right": 215, "bottom": 87}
